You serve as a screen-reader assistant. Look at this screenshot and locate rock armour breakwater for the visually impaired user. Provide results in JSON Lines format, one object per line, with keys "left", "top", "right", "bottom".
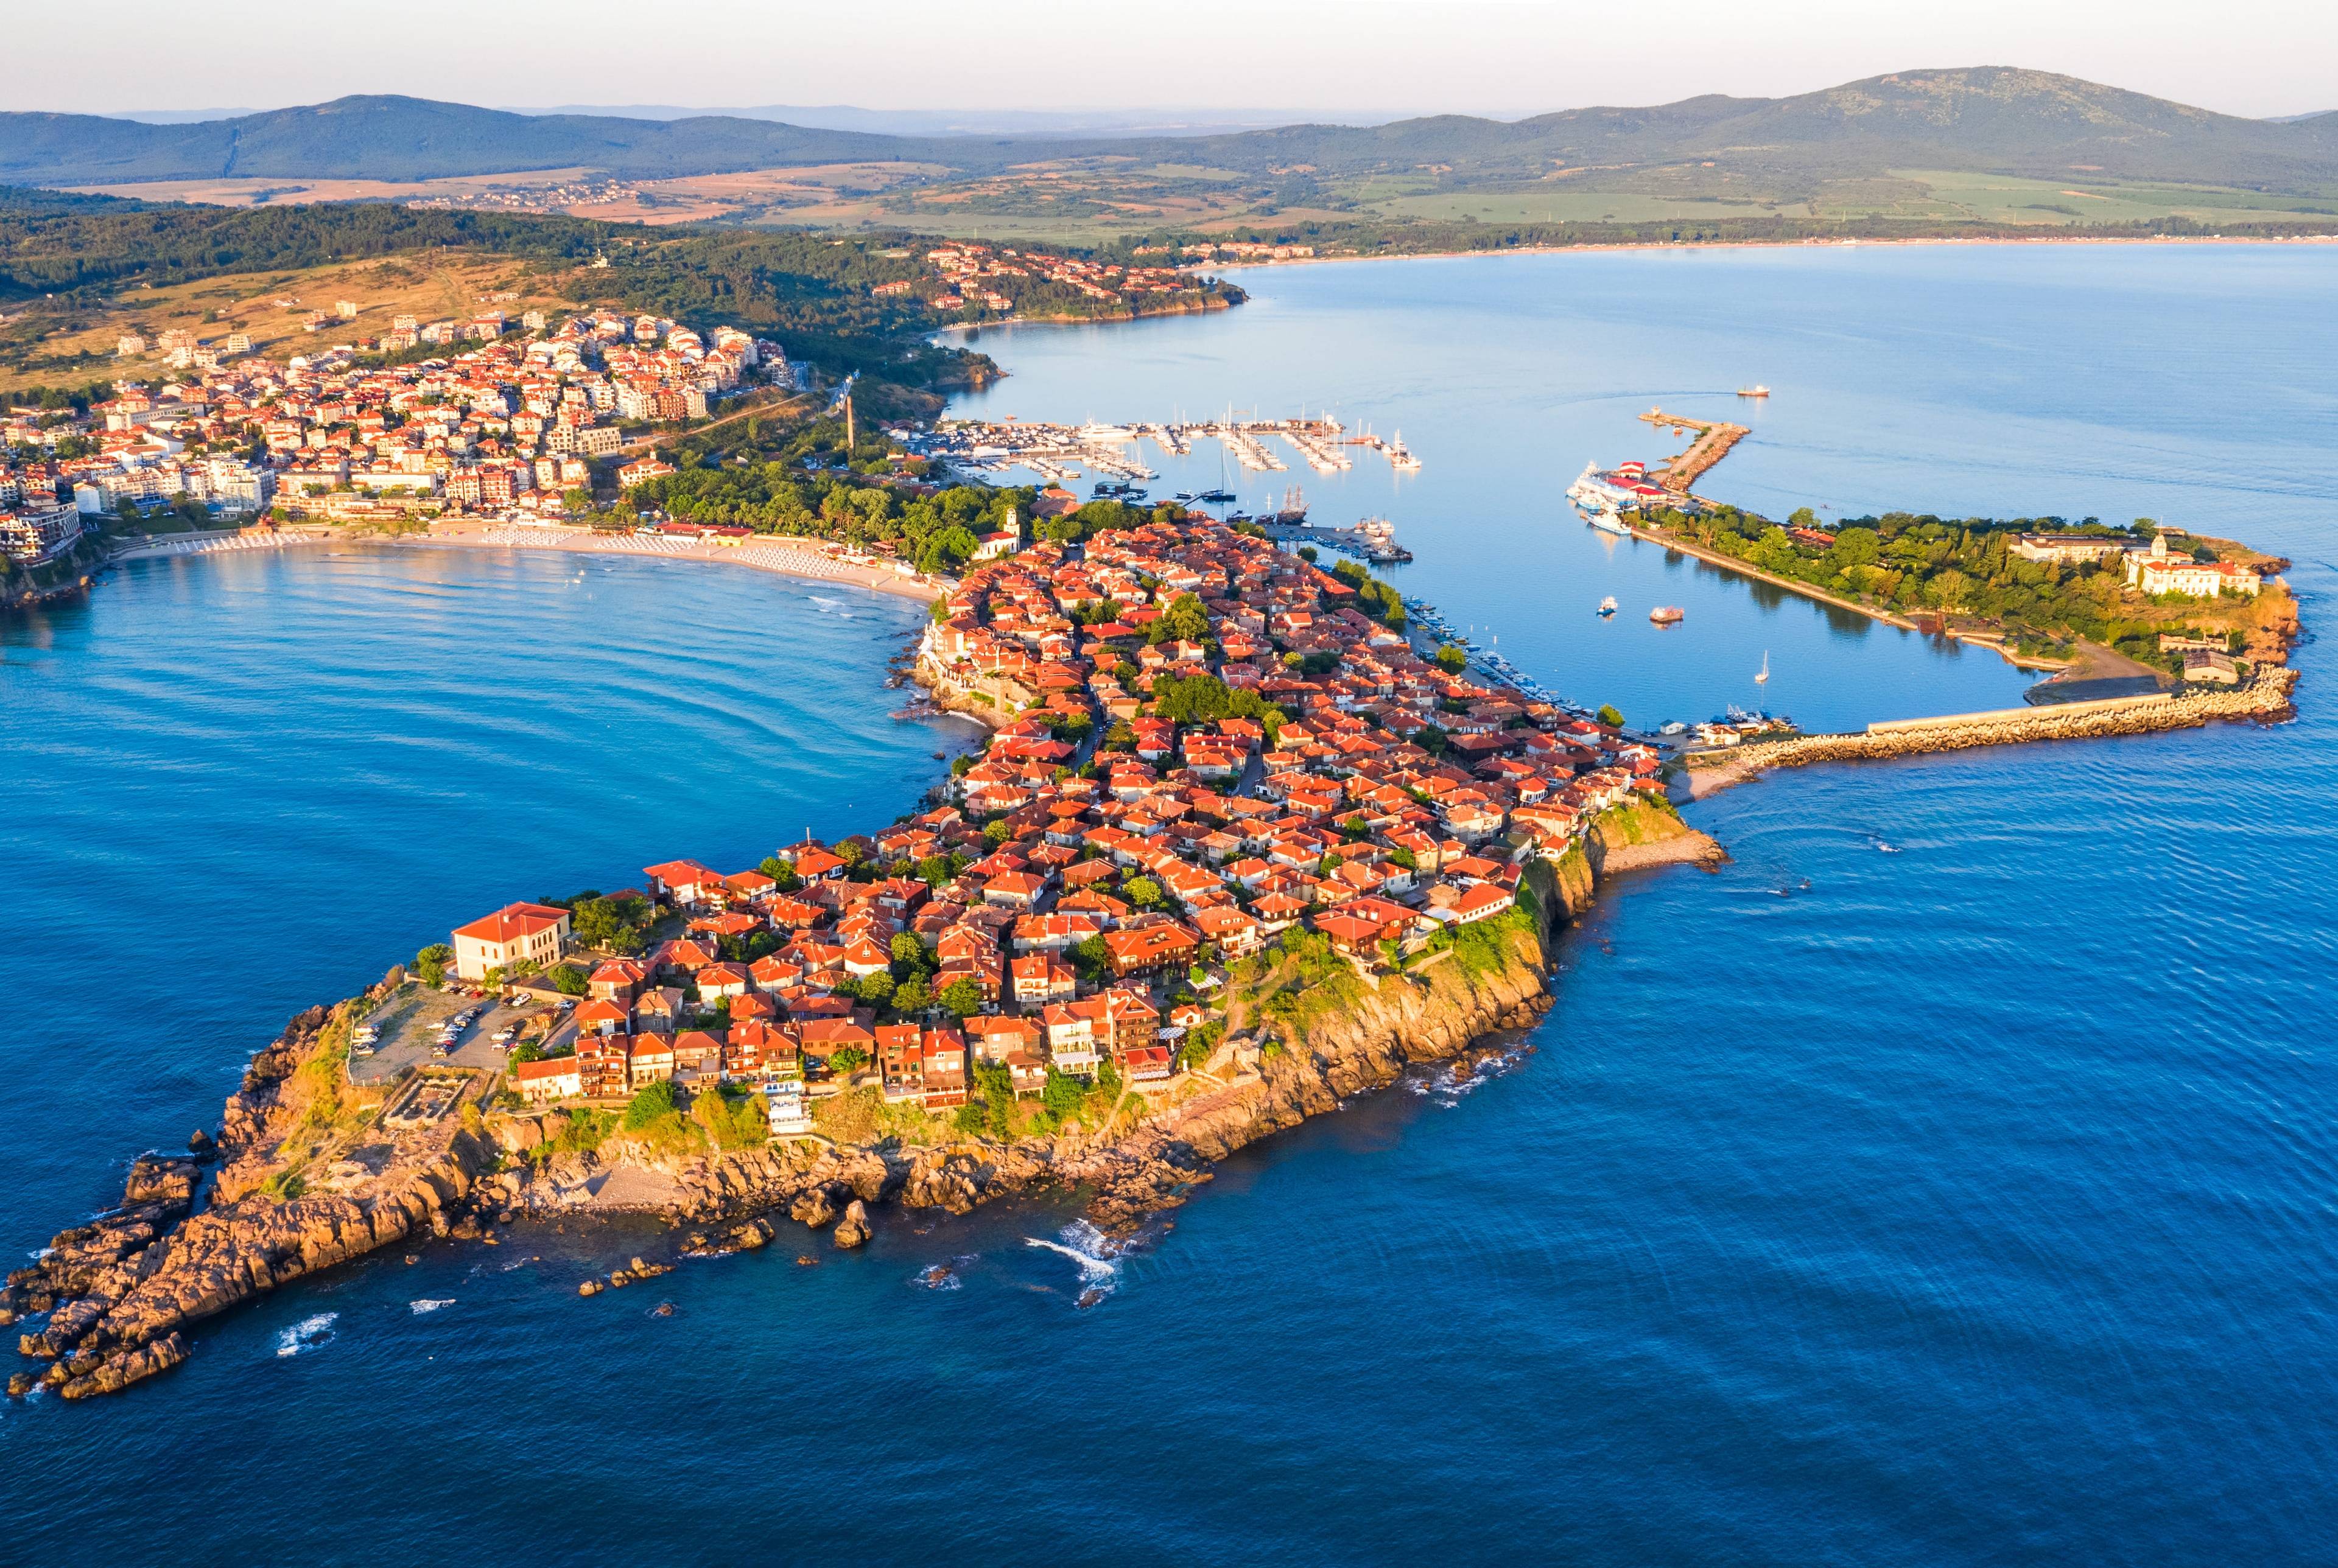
{"left": 1690, "top": 670, "right": 2296, "bottom": 783}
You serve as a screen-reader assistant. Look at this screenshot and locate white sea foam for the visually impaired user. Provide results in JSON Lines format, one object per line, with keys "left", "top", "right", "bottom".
{"left": 274, "top": 1312, "right": 337, "bottom": 1357}
{"left": 409, "top": 1298, "right": 455, "bottom": 1315}
{"left": 1025, "top": 1219, "right": 1122, "bottom": 1298}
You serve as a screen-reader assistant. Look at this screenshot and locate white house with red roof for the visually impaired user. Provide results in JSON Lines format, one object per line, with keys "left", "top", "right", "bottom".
{"left": 450, "top": 901, "right": 572, "bottom": 982}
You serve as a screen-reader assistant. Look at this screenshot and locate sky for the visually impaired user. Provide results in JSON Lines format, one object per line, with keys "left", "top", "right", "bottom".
{"left": 7, "top": 0, "right": 2334, "bottom": 121}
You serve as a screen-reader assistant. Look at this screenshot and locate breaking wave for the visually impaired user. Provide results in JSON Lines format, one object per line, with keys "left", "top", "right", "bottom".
{"left": 274, "top": 1312, "right": 337, "bottom": 1357}
{"left": 1024, "top": 1220, "right": 1122, "bottom": 1302}
{"left": 409, "top": 1298, "right": 455, "bottom": 1315}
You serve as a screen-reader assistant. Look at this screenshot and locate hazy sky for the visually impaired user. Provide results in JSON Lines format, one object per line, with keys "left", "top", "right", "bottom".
{"left": 10, "top": 0, "right": 2334, "bottom": 120}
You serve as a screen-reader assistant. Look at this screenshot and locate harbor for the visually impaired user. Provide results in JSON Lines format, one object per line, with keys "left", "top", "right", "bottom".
{"left": 910, "top": 413, "right": 1425, "bottom": 486}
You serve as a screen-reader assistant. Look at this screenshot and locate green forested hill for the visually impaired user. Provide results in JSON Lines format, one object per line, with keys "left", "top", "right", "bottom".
{"left": 7, "top": 71, "right": 2338, "bottom": 195}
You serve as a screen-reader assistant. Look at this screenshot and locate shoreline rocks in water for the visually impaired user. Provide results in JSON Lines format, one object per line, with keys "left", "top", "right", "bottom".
{"left": 5, "top": 802, "right": 1724, "bottom": 1398}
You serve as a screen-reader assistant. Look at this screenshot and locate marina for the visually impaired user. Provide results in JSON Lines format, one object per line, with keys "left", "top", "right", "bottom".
{"left": 911, "top": 413, "right": 1424, "bottom": 487}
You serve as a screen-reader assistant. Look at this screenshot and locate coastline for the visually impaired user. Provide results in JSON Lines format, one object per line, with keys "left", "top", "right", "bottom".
{"left": 1614, "top": 518, "right": 2070, "bottom": 672}
{"left": 402, "top": 520, "right": 951, "bottom": 604}
{"left": 1202, "top": 229, "right": 2338, "bottom": 279}
{"left": 3, "top": 796, "right": 1723, "bottom": 1401}
{"left": 90, "top": 521, "right": 952, "bottom": 606}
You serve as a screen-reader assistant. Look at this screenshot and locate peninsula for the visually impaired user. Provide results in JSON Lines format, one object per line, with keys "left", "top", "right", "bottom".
{"left": 5, "top": 317, "right": 2305, "bottom": 1410}
{"left": 5, "top": 488, "right": 1725, "bottom": 1399}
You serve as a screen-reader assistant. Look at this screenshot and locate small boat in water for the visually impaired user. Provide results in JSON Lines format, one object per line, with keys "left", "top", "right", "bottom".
{"left": 1736, "top": 385, "right": 1771, "bottom": 398}
{"left": 1755, "top": 650, "right": 1770, "bottom": 684}
{"left": 1598, "top": 596, "right": 1618, "bottom": 617}
{"left": 1650, "top": 606, "right": 1685, "bottom": 625}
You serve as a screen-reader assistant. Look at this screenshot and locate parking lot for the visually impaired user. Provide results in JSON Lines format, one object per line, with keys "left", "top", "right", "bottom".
{"left": 350, "top": 981, "right": 575, "bottom": 1086}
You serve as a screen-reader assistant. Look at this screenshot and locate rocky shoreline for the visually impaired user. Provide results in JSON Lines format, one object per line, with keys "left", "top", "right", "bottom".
{"left": 4, "top": 812, "right": 1720, "bottom": 1401}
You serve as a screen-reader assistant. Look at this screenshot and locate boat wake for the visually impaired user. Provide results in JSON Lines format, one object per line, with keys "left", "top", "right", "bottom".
{"left": 273, "top": 1312, "right": 338, "bottom": 1358}
{"left": 409, "top": 1298, "right": 455, "bottom": 1315}
{"left": 1025, "top": 1220, "right": 1123, "bottom": 1307}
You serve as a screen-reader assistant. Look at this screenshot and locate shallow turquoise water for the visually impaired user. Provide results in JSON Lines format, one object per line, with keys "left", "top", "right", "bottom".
{"left": 3, "top": 245, "right": 2335, "bottom": 1563}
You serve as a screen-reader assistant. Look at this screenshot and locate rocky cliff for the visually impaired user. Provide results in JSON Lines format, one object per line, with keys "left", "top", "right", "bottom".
{"left": 5, "top": 980, "right": 499, "bottom": 1400}
{"left": 7, "top": 805, "right": 1722, "bottom": 1398}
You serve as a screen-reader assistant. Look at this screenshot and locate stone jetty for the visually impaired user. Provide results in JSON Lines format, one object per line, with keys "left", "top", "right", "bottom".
{"left": 1689, "top": 670, "right": 2296, "bottom": 779}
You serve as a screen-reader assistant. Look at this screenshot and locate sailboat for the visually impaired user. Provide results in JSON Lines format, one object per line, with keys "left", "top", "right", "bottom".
{"left": 1755, "top": 651, "right": 1770, "bottom": 684}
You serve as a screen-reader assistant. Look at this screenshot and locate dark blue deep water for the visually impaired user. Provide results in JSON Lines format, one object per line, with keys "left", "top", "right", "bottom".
{"left": 4, "top": 245, "right": 2335, "bottom": 1563}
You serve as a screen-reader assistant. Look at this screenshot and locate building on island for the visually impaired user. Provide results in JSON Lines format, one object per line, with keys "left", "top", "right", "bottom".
{"left": 2126, "top": 533, "right": 2261, "bottom": 598}
{"left": 450, "top": 900, "right": 573, "bottom": 982}
{"left": 2009, "top": 533, "right": 2130, "bottom": 566}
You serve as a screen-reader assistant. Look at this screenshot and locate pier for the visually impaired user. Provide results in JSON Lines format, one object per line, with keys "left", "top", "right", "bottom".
{"left": 919, "top": 413, "right": 1419, "bottom": 485}
{"left": 1640, "top": 408, "right": 1749, "bottom": 495}
{"left": 1260, "top": 515, "right": 1412, "bottom": 565}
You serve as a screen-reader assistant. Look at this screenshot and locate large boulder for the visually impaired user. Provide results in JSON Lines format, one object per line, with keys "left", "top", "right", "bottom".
{"left": 832, "top": 1200, "right": 871, "bottom": 1250}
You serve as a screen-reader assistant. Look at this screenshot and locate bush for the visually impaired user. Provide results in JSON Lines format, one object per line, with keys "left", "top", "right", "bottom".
{"left": 623, "top": 1080, "right": 679, "bottom": 1130}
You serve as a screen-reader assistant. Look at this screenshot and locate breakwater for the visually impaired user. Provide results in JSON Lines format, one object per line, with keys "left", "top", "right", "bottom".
{"left": 1688, "top": 670, "right": 2297, "bottom": 779}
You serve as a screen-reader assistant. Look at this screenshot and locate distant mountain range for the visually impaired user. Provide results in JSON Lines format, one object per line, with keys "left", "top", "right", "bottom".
{"left": 12, "top": 68, "right": 2337, "bottom": 195}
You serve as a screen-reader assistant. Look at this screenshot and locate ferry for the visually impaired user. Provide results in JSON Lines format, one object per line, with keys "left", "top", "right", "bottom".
{"left": 1736, "top": 385, "right": 1772, "bottom": 399}
{"left": 1076, "top": 422, "right": 1137, "bottom": 442}
{"left": 1649, "top": 606, "right": 1685, "bottom": 625}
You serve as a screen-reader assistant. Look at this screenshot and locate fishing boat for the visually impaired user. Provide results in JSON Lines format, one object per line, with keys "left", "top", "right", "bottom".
{"left": 1598, "top": 597, "right": 1618, "bottom": 617}
{"left": 1755, "top": 650, "right": 1770, "bottom": 684}
{"left": 1736, "top": 385, "right": 1771, "bottom": 399}
{"left": 1649, "top": 606, "right": 1685, "bottom": 625}
{"left": 1386, "top": 431, "right": 1421, "bottom": 471}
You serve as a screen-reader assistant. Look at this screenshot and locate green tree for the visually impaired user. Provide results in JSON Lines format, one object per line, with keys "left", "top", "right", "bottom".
{"left": 1434, "top": 643, "right": 1469, "bottom": 674}
{"left": 623, "top": 1080, "right": 679, "bottom": 1130}
{"left": 830, "top": 1045, "right": 870, "bottom": 1074}
{"left": 1157, "top": 591, "right": 1210, "bottom": 643}
{"left": 856, "top": 971, "right": 896, "bottom": 1006}
{"left": 893, "top": 976, "right": 933, "bottom": 1015}
{"left": 1123, "top": 875, "right": 1164, "bottom": 910}
{"left": 1595, "top": 704, "right": 1625, "bottom": 728}
{"left": 570, "top": 892, "right": 650, "bottom": 954}
{"left": 413, "top": 943, "right": 453, "bottom": 987}
{"left": 550, "top": 964, "right": 590, "bottom": 996}
{"left": 973, "top": 1060, "right": 1016, "bottom": 1139}
{"left": 938, "top": 979, "right": 984, "bottom": 1018}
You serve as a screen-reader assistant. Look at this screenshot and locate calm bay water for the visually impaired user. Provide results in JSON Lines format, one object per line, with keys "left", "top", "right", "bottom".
{"left": 3, "top": 245, "right": 2335, "bottom": 1563}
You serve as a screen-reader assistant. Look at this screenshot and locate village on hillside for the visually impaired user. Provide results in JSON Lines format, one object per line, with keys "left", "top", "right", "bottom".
{"left": 1, "top": 306, "right": 788, "bottom": 571}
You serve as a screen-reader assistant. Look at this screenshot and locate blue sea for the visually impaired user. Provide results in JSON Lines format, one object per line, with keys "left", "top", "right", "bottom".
{"left": 4, "top": 243, "right": 2335, "bottom": 1564}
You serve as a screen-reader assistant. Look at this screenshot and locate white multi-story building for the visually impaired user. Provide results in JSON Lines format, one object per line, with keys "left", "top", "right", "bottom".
{"left": 2126, "top": 532, "right": 2261, "bottom": 598}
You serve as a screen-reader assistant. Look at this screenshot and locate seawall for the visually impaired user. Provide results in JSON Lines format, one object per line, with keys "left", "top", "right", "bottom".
{"left": 1689, "top": 669, "right": 2295, "bottom": 786}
